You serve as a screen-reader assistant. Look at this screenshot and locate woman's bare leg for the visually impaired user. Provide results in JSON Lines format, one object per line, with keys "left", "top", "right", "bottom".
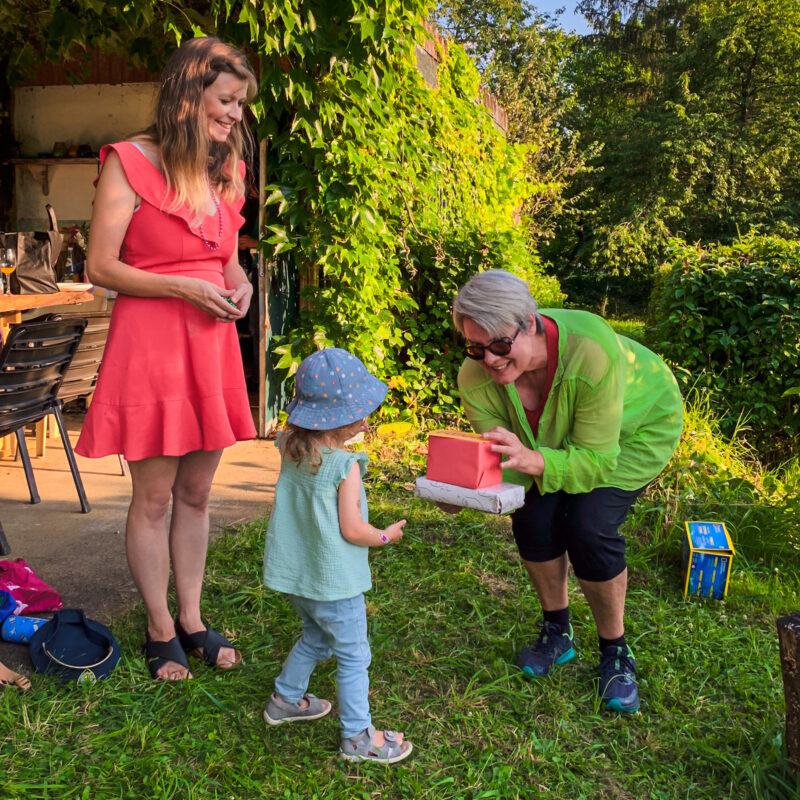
{"left": 521, "top": 553, "right": 570, "bottom": 610}
{"left": 169, "top": 449, "right": 237, "bottom": 668}
{"left": 126, "top": 455, "right": 189, "bottom": 680}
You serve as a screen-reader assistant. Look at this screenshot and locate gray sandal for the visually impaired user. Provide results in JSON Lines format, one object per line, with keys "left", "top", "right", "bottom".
{"left": 340, "top": 724, "right": 413, "bottom": 764}
{"left": 263, "top": 693, "right": 332, "bottom": 726}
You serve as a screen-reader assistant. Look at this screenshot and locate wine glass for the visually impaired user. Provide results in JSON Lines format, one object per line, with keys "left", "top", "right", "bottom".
{"left": 0, "top": 248, "right": 12, "bottom": 294}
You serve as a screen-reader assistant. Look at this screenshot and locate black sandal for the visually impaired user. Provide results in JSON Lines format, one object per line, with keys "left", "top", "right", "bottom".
{"left": 143, "top": 632, "right": 192, "bottom": 679}
{"left": 175, "top": 620, "right": 241, "bottom": 669}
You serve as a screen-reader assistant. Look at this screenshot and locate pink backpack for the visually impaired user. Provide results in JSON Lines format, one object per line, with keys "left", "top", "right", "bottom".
{"left": 0, "top": 559, "right": 63, "bottom": 614}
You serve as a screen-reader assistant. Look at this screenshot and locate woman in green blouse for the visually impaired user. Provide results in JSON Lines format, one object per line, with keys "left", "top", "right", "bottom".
{"left": 453, "top": 270, "right": 683, "bottom": 713}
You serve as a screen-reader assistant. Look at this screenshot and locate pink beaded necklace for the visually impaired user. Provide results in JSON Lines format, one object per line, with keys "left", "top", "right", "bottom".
{"left": 199, "top": 178, "right": 223, "bottom": 251}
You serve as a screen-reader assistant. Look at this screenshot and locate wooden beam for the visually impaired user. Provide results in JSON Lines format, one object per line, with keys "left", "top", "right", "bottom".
{"left": 257, "top": 136, "right": 267, "bottom": 438}
{"left": 777, "top": 613, "right": 800, "bottom": 770}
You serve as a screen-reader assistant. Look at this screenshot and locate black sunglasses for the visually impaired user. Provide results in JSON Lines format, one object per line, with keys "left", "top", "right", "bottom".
{"left": 465, "top": 328, "right": 522, "bottom": 360}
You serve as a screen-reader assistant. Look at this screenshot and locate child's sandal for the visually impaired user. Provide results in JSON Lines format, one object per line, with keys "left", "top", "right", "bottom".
{"left": 263, "top": 693, "right": 332, "bottom": 726}
{"left": 340, "top": 725, "right": 413, "bottom": 764}
{"left": 175, "top": 620, "right": 241, "bottom": 669}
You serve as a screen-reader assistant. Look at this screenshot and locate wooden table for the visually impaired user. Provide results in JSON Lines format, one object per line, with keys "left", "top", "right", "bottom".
{"left": 0, "top": 290, "right": 95, "bottom": 457}
{"left": 0, "top": 289, "right": 94, "bottom": 332}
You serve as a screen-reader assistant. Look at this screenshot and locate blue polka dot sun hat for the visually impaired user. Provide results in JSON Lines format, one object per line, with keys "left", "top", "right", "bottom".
{"left": 286, "top": 348, "right": 388, "bottom": 430}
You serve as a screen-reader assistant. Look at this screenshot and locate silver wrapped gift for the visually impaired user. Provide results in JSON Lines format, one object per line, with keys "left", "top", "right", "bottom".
{"left": 414, "top": 476, "right": 525, "bottom": 515}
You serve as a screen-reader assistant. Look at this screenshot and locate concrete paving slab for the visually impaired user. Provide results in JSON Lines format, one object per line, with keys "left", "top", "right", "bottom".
{"left": 0, "top": 412, "right": 279, "bottom": 672}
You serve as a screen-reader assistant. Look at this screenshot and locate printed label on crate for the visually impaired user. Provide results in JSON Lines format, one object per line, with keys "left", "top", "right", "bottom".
{"left": 687, "top": 552, "right": 730, "bottom": 599}
{"left": 686, "top": 521, "right": 733, "bottom": 552}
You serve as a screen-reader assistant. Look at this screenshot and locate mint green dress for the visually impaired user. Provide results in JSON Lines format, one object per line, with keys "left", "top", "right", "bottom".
{"left": 263, "top": 446, "right": 371, "bottom": 602}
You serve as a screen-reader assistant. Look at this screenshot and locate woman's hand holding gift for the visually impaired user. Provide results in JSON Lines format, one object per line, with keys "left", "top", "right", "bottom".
{"left": 482, "top": 427, "right": 545, "bottom": 476}
{"left": 434, "top": 502, "right": 462, "bottom": 515}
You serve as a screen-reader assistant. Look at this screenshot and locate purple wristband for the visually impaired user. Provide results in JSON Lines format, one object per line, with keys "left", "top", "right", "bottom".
{"left": 380, "top": 534, "right": 389, "bottom": 543}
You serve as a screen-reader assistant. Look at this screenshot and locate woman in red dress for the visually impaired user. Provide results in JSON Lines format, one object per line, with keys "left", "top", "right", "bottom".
{"left": 79, "top": 38, "right": 257, "bottom": 680}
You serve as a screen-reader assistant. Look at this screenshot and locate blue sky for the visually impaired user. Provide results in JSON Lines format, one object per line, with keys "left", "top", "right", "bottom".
{"left": 531, "top": 1, "right": 593, "bottom": 34}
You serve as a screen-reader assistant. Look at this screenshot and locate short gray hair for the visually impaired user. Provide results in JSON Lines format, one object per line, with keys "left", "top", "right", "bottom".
{"left": 453, "top": 270, "right": 545, "bottom": 338}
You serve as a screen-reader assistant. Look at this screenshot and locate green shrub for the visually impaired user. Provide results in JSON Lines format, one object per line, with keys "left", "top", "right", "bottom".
{"left": 606, "top": 316, "right": 646, "bottom": 343}
{"left": 649, "top": 234, "right": 800, "bottom": 447}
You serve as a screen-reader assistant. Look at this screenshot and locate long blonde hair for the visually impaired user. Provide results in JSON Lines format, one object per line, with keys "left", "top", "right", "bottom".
{"left": 147, "top": 37, "right": 256, "bottom": 220}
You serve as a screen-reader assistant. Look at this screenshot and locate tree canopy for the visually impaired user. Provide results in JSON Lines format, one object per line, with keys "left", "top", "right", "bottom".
{"left": 434, "top": 0, "right": 800, "bottom": 310}
{"left": 433, "top": 0, "right": 586, "bottom": 243}
{"left": 553, "top": 0, "right": 800, "bottom": 284}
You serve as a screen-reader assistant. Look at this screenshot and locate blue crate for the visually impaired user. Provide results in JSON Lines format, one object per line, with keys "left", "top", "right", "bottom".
{"left": 683, "top": 521, "right": 735, "bottom": 600}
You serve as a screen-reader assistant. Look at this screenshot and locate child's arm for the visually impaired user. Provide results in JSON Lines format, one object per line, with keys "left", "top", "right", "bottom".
{"left": 338, "top": 462, "right": 406, "bottom": 547}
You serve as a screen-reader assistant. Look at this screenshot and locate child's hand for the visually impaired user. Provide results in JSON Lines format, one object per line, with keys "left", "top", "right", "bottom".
{"left": 381, "top": 519, "right": 406, "bottom": 544}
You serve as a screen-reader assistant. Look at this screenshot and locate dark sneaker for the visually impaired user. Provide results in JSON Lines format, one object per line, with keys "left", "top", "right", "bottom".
{"left": 517, "top": 621, "right": 575, "bottom": 678}
{"left": 597, "top": 645, "right": 640, "bottom": 713}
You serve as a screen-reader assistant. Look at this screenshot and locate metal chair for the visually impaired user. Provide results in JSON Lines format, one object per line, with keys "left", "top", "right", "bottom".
{"left": 0, "top": 318, "right": 90, "bottom": 550}
{"left": 54, "top": 311, "right": 111, "bottom": 406}
{"left": 39, "top": 310, "right": 127, "bottom": 476}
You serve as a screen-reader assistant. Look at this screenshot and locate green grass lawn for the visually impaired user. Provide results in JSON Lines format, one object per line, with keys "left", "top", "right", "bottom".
{"left": 2, "top": 407, "right": 799, "bottom": 799}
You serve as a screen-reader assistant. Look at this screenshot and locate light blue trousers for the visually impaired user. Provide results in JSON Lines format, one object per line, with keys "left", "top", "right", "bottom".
{"left": 274, "top": 593, "right": 372, "bottom": 738}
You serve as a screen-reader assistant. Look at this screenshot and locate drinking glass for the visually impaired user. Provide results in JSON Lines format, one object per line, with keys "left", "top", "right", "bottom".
{"left": 0, "top": 248, "right": 15, "bottom": 294}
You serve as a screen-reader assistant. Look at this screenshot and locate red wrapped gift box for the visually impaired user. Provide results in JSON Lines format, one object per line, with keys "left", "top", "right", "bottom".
{"left": 426, "top": 431, "right": 502, "bottom": 489}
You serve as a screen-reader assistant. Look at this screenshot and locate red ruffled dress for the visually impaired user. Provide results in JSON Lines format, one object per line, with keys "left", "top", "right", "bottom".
{"left": 75, "top": 142, "right": 257, "bottom": 461}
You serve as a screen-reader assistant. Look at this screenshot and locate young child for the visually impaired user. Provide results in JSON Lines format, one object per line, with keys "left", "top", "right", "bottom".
{"left": 262, "top": 348, "right": 413, "bottom": 764}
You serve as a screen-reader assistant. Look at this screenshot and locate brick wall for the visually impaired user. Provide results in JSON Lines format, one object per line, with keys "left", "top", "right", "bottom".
{"left": 18, "top": 53, "right": 159, "bottom": 86}
{"left": 418, "top": 19, "right": 507, "bottom": 134}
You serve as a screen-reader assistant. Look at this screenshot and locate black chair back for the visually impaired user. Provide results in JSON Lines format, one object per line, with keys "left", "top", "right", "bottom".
{"left": 0, "top": 318, "right": 86, "bottom": 438}
{"left": 52, "top": 312, "right": 112, "bottom": 403}
{"left": 36, "top": 310, "right": 127, "bottom": 478}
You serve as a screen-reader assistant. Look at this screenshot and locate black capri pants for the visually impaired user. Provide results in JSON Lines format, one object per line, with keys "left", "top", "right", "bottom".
{"left": 510, "top": 482, "right": 646, "bottom": 582}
